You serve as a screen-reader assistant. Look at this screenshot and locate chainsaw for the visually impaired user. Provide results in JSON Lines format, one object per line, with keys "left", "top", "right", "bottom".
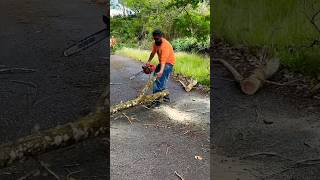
{"left": 63, "top": 15, "right": 109, "bottom": 57}
{"left": 129, "top": 64, "right": 156, "bottom": 80}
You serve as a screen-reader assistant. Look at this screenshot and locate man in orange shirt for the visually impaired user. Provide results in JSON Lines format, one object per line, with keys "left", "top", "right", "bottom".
{"left": 145, "top": 29, "right": 175, "bottom": 108}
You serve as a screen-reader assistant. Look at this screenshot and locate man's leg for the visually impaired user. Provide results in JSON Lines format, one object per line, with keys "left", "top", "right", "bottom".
{"left": 161, "top": 64, "right": 173, "bottom": 102}
{"left": 149, "top": 64, "right": 172, "bottom": 107}
{"left": 153, "top": 64, "right": 172, "bottom": 93}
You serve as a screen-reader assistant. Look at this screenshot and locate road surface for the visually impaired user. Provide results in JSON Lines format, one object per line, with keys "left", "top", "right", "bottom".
{"left": 110, "top": 55, "right": 210, "bottom": 179}
{"left": 212, "top": 62, "right": 320, "bottom": 180}
{"left": 0, "top": 0, "right": 108, "bottom": 179}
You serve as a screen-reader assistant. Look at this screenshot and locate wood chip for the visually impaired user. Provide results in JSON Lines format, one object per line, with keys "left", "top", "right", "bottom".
{"left": 195, "top": 155, "right": 203, "bottom": 160}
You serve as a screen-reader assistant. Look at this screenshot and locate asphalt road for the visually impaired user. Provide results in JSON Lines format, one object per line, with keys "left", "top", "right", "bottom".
{"left": 0, "top": 0, "right": 108, "bottom": 179}
{"left": 212, "top": 63, "right": 320, "bottom": 180}
{"left": 110, "top": 55, "right": 210, "bottom": 179}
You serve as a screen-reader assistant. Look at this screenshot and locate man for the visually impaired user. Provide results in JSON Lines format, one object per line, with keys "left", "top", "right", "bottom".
{"left": 110, "top": 36, "right": 117, "bottom": 52}
{"left": 145, "top": 29, "right": 175, "bottom": 108}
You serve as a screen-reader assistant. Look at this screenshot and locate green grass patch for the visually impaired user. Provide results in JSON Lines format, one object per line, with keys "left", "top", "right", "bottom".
{"left": 116, "top": 48, "right": 210, "bottom": 86}
{"left": 212, "top": 0, "right": 320, "bottom": 76}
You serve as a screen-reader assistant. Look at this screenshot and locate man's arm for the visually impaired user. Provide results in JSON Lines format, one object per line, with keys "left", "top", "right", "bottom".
{"left": 147, "top": 52, "right": 155, "bottom": 63}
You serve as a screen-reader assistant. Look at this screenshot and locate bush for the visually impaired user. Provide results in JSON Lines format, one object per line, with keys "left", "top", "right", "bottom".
{"left": 171, "top": 37, "right": 209, "bottom": 54}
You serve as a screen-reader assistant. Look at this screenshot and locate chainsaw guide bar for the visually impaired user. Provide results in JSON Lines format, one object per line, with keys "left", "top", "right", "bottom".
{"left": 63, "top": 28, "right": 108, "bottom": 57}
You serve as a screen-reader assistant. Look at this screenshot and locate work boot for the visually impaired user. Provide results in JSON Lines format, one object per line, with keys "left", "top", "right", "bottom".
{"left": 163, "top": 95, "right": 170, "bottom": 103}
{"left": 147, "top": 100, "right": 161, "bottom": 109}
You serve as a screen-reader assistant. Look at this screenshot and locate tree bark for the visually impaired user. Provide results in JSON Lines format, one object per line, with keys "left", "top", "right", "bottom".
{"left": 0, "top": 109, "right": 109, "bottom": 169}
{"left": 111, "top": 90, "right": 169, "bottom": 114}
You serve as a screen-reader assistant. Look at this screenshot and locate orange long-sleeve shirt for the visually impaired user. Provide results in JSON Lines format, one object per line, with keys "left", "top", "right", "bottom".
{"left": 152, "top": 38, "right": 176, "bottom": 65}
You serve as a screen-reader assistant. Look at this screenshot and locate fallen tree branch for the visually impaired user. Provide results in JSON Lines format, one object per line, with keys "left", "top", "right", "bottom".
{"left": 111, "top": 90, "right": 169, "bottom": 114}
{"left": 137, "top": 76, "right": 156, "bottom": 98}
{"left": 0, "top": 77, "right": 168, "bottom": 169}
{"left": 0, "top": 109, "right": 109, "bottom": 169}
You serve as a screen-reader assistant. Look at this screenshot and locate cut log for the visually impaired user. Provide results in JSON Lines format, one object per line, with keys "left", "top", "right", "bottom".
{"left": 215, "top": 57, "right": 280, "bottom": 95}
{"left": 240, "top": 57, "right": 280, "bottom": 95}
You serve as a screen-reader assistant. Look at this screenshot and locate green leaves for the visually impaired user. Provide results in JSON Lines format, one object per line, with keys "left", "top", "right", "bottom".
{"left": 111, "top": 0, "right": 210, "bottom": 52}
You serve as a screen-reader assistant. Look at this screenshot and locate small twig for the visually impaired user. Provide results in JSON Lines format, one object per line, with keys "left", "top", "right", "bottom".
{"left": 0, "top": 67, "right": 36, "bottom": 74}
{"left": 10, "top": 80, "right": 38, "bottom": 88}
{"left": 214, "top": 58, "right": 244, "bottom": 82}
{"left": 174, "top": 171, "right": 185, "bottom": 180}
{"left": 142, "top": 105, "right": 151, "bottom": 109}
{"left": 66, "top": 170, "right": 81, "bottom": 180}
{"left": 240, "top": 152, "right": 294, "bottom": 162}
{"left": 63, "top": 163, "right": 80, "bottom": 168}
{"left": 296, "top": 158, "right": 320, "bottom": 165}
{"left": 17, "top": 169, "right": 40, "bottom": 180}
{"left": 165, "top": 146, "right": 170, "bottom": 156}
{"left": 110, "top": 83, "right": 123, "bottom": 85}
{"left": 264, "top": 79, "right": 301, "bottom": 86}
{"left": 122, "top": 112, "right": 133, "bottom": 124}
{"left": 264, "top": 158, "right": 320, "bottom": 179}
{"left": 143, "top": 124, "right": 156, "bottom": 126}
{"left": 39, "top": 160, "right": 60, "bottom": 180}
{"left": 185, "top": 108, "right": 205, "bottom": 112}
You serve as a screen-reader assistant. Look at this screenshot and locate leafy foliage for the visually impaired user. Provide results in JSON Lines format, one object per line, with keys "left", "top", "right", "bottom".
{"left": 171, "top": 37, "right": 209, "bottom": 53}
{"left": 111, "top": 0, "right": 210, "bottom": 53}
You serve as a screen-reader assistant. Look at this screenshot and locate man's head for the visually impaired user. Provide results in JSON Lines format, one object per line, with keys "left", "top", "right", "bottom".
{"left": 152, "top": 29, "right": 163, "bottom": 46}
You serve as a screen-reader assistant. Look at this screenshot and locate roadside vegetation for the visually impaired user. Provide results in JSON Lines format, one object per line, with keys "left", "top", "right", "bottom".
{"left": 213, "top": 0, "right": 320, "bottom": 76}
{"left": 116, "top": 48, "right": 210, "bottom": 85}
{"left": 111, "top": 0, "right": 210, "bottom": 86}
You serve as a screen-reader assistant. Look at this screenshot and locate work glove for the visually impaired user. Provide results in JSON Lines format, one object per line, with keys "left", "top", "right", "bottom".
{"left": 156, "top": 72, "right": 163, "bottom": 78}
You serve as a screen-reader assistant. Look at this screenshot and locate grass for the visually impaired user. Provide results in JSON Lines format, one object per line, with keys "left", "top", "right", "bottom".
{"left": 115, "top": 47, "right": 210, "bottom": 86}
{"left": 212, "top": 0, "right": 320, "bottom": 76}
